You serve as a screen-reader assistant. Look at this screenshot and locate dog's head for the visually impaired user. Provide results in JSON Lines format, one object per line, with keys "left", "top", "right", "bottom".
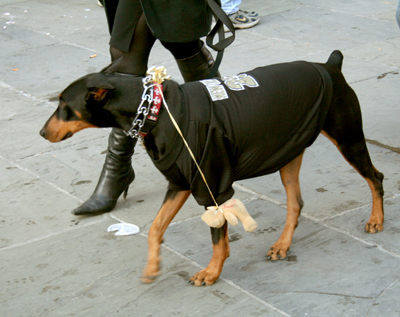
{"left": 40, "top": 59, "right": 131, "bottom": 143}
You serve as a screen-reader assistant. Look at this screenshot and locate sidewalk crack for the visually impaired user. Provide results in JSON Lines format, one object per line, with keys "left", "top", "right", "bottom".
{"left": 366, "top": 138, "right": 400, "bottom": 154}
{"left": 366, "top": 279, "right": 399, "bottom": 316}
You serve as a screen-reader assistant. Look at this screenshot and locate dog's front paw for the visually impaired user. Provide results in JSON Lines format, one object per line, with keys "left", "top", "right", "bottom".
{"left": 365, "top": 221, "right": 384, "bottom": 234}
{"left": 266, "top": 243, "right": 290, "bottom": 261}
{"left": 142, "top": 264, "right": 160, "bottom": 284}
{"left": 189, "top": 268, "right": 220, "bottom": 286}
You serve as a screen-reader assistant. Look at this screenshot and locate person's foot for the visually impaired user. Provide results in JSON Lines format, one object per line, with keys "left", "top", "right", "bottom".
{"left": 225, "top": 9, "right": 260, "bottom": 31}
{"left": 72, "top": 128, "right": 137, "bottom": 216}
{"left": 239, "top": 10, "right": 259, "bottom": 19}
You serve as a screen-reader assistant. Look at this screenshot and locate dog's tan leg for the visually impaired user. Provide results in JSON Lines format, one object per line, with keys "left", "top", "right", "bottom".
{"left": 364, "top": 169, "right": 384, "bottom": 233}
{"left": 190, "top": 222, "right": 229, "bottom": 286}
{"left": 267, "top": 153, "right": 304, "bottom": 261}
{"left": 321, "top": 131, "right": 384, "bottom": 233}
{"left": 142, "top": 189, "right": 191, "bottom": 283}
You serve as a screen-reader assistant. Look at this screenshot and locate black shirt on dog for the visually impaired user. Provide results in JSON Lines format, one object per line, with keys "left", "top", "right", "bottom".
{"left": 149, "top": 61, "right": 332, "bottom": 207}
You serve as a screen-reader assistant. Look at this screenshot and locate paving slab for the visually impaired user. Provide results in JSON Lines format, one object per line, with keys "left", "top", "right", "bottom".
{"left": 164, "top": 199, "right": 400, "bottom": 316}
{"left": 352, "top": 72, "right": 400, "bottom": 148}
{"left": 0, "top": 0, "right": 109, "bottom": 53}
{"left": 0, "top": 36, "right": 109, "bottom": 98}
{"left": 294, "top": 0, "right": 397, "bottom": 18}
{"left": 0, "top": 23, "right": 60, "bottom": 58}
{"left": 0, "top": 157, "right": 107, "bottom": 249}
{"left": 248, "top": 6, "right": 399, "bottom": 52}
{"left": 0, "top": 219, "right": 284, "bottom": 316}
{"left": 343, "top": 36, "right": 400, "bottom": 68}
{"left": 326, "top": 195, "right": 400, "bottom": 254}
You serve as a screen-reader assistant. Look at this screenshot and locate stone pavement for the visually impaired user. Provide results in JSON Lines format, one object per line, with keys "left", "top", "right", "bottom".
{"left": 0, "top": 0, "right": 399, "bottom": 316}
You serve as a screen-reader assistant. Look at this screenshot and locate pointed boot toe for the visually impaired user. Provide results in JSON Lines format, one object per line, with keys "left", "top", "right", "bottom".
{"left": 72, "top": 194, "right": 118, "bottom": 215}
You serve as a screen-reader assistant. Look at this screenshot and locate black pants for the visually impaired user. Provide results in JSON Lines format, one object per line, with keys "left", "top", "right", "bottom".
{"left": 109, "top": 13, "right": 203, "bottom": 75}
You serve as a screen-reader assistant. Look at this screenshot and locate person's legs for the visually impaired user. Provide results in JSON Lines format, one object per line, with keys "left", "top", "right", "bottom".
{"left": 397, "top": 0, "right": 400, "bottom": 28}
{"left": 72, "top": 14, "right": 156, "bottom": 215}
{"left": 162, "top": 40, "right": 221, "bottom": 82}
{"left": 221, "top": 0, "right": 241, "bottom": 15}
{"left": 109, "top": 13, "right": 156, "bottom": 75}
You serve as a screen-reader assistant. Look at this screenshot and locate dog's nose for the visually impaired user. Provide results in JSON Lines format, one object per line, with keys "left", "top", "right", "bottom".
{"left": 39, "top": 128, "right": 46, "bottom": 139}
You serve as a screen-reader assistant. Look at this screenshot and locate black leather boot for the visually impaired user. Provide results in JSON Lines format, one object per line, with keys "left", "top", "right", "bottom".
{"left": 72, "top": 128, "right": 137, "bottom": 215}
{"left": 175, "top": 43, "right": 221, "bottom": 82}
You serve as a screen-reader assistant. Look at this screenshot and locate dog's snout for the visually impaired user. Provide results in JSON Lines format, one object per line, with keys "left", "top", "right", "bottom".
{"left": 39, "top": 128, "right": 46, "bottom": 139}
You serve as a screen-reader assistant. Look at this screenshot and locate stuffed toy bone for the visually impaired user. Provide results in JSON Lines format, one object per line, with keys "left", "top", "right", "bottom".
{"left": 201, "top": 199, "right": 257, "bottom": 232}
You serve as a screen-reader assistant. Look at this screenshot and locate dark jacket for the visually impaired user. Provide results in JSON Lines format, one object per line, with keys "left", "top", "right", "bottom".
{"left": 103, "top": 0, "right": 212, "bottom": 52}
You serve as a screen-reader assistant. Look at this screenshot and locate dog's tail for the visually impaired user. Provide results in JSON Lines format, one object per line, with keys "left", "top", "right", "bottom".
{"left": 326, "top": 50, "right": 343, "bottom": 70}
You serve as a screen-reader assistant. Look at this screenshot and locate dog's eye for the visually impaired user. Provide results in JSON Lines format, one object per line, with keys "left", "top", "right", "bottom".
{"left": 59, "top": 104, "right": 79, "bottom": 121}
{"left": 64, "top": 106, "right": 74, "bottom": 118}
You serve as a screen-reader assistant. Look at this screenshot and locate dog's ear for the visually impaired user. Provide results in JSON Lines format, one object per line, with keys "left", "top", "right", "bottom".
{"left": 85, "top": 73, "right": 115, "bottom": 103}
{"left": 100, "top": 58, "right": 123, "bottom": 74}
{"left": 86, "top": 83, "right": 115, "bottom": 102}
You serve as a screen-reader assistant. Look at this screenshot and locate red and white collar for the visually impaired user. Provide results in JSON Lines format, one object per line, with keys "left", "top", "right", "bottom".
{"left": 137, "top": 83, "right": 163, "bottom": 138}
{"left": 124, "top": 66, "right": 170, "bottom": 139}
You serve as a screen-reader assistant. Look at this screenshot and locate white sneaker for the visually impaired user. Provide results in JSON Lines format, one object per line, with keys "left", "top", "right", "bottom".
{"left": 225, "top": 9, "right": 260, "bottom": 31}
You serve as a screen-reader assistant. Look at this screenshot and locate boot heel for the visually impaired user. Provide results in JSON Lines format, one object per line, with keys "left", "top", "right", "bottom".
{"left": 123, "top": 185, "right": 129, "bottom": 199}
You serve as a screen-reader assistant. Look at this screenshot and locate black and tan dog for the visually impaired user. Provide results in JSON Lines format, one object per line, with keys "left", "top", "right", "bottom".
{"left": 40, "top": 51, "right": 384, "bottom": 286}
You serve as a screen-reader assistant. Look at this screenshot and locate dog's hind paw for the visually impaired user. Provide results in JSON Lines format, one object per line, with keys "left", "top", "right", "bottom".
{"left": 365, "top": 222, "right": 384, "bottom": 233}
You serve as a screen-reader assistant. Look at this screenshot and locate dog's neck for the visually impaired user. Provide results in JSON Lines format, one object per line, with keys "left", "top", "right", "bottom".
{"left": 104, "top": 75, "right": 183, "bottom": 160}
{"left": 142, "top": 80, "right": 183, "bottom": 160}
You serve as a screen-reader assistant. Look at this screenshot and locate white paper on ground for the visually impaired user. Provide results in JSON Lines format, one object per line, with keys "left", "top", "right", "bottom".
{"left": 107, "top": 223, "right": 140, "bottom": 236}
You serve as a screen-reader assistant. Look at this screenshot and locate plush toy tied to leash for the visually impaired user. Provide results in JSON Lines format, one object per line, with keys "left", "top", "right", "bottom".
{"left": 201, "top": 199, "right": 257, "bottom": 232}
